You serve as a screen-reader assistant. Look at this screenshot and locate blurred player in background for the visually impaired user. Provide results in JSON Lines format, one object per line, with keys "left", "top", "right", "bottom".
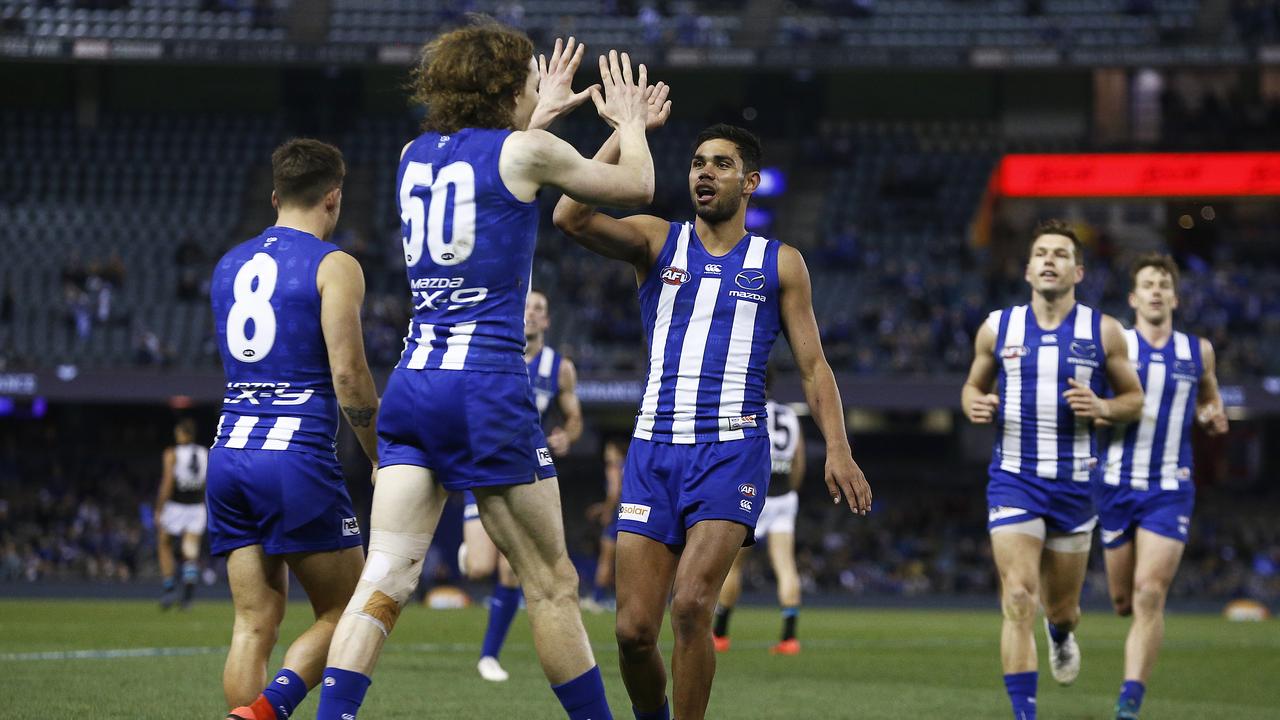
{"left": 459, "top": 288, "right": 583, "bottom": 682}
{"left": 154, "top": 417, "right": 207, "bottom": 610}
{"left": 962, "top": 220, "right": 1143, "bottom": 720}
{"left": 1096, "top": 254, "right": 1228, "bottom": 720}
{"left": 713, "top": 391, "right": 806, "bottom": 655}
{"left": 209, "top": 139, "right": 382, "bottom": 720}
{"left": 555, "top": 117, "right": 872, "bottom": 720}
{"left": 583, "top": 436, "right": 626, "bottom": 612}
{"left": 316, "top": 24, "right": 656, "bottom": 720}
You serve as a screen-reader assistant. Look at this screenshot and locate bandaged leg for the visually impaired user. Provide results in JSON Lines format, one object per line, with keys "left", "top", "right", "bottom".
{"left": 344, "top": 529, "right": 432, "bottom": 637}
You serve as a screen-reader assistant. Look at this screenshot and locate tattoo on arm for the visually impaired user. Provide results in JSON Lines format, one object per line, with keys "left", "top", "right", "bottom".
{"left": 343, "top": 405, "right": 376, "bottom": 428}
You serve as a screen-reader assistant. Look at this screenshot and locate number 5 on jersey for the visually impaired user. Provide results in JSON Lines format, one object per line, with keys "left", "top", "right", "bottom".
{"left": 400, "top": 160, "right": 476, "bottom": 267}
{"left": 226, "top": 252, "right": 278, "bottom": 363}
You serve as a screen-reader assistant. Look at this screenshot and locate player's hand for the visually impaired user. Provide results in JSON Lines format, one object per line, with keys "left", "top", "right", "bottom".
{"left": 547, "top": 428, "right": 571, "bottom": 456}
{"left": 590, "top": 50, "right": 648, "bottom": 131}
{"left": 528, "top": 37, "right": 599, "bottom": 131}
{"left": 967, "top": 393, "right": 1000, "bottom": 424}
{"left": 1197, "top": 402, "right": 1229, "bottom": 436}
{"left": 644, "top": 81, "right": 672, "bottom": 131}
{"left": 1093, "top": 417, "right": 1114, "bottom": 429}
{"left": 370, "top": 463, "right": 379, "bottom": 487}
{"left": 825, "top": 453, "right": 872, "bottom": 515}
{"left": 1064, "top": 378, "right": 1106, "bottom": 419}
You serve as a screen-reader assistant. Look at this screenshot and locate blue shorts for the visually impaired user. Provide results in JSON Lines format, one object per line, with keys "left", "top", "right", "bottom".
{"left": 1094, "top": 483, "right": 1194, "bottom": 549}
{"left": 378, "top": 368, "right": 557, "bottom": 492}
{"left": 987, "top": 468, "right": 1097, "bottom": 535}
{"left": 619, "top": 436, "right": 770, "bottom": 547}
{"left": 206, "top": 448, "right": 362, "bottom": 556}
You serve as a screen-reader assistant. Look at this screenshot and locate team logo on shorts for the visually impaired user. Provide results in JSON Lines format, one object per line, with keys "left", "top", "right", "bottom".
{"left": 619, "top": 503, "right": 651, "bottom": 523}
{"left": 735, "top": 270, "right": 766, "bottom": 291}
{"left": 537, "top": 447, "right": 553, "bottom": 466}
{"left": 988, "top": 505, "right": 1027, "bottom": 522}
{"left": 661, "top": 266, "right": 691, "bottom": 285}
{"left": 1001, "top": 345, "right": 1029, "bottom": 359}
{"left": 342, "top": 517, "right": 360, "bottom": 537}
{"left": 738, "top": 483, "right": 757, "bottom": 498}
{"left": 739, "top": 499, "right": 753, "bottom": 512}
{"left": 324, "top": 677, "right": 336, "bottom": 687}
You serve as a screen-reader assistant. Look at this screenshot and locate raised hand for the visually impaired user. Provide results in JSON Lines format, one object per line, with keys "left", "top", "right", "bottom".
{"left": 825, "top": 453, "right": 872, "bottom": 516}
{"left": 589, "top": 50, "right": 649, "bottom": 131}
{"left": 644, "top": 81, "right": 672, "bottom": 131}
{"left": 528, "top": 37, "right": 599, "bottom": 131}
{"left": 968, "top": 392, "right": 1000, "bottom": 424}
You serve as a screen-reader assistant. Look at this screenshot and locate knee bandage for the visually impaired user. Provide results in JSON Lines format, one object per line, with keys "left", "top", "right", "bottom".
{"left": 345, "top": 529, "right": 432, "bottom": 636}
{"left": 1044, "top": 530, "right": 1092, "bottom": 554}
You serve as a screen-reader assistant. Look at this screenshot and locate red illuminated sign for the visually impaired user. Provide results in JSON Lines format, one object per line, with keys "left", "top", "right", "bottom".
{"left": 995, "top": 153, "right": 1280, "bottom": 197}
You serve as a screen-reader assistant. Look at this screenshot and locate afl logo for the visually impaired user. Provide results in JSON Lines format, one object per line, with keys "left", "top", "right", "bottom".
{"left": 242, "top": 349, "right": 256, "bottom": 358}
{"left": 735, "top": 270, "right": 766, "bottom": 291}
{"left": 738, "top": 483, "right": 757, "bottom": 498}
{"left": 1001, "top": 345, "right": 1028, "bottom": 359}
{"left": 661, "top": 266, "right": 691, "bottom": 285}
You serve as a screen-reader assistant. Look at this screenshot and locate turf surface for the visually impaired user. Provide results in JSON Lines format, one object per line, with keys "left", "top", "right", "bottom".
{"left": 0, "top": 599, "right": 1275, "bottom": 718}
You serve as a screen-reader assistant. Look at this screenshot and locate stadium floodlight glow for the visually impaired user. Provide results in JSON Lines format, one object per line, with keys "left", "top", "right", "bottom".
{"left": 745, "top": 206, "right": 775, "bottom": 232}
{"left": 994, "top": 153, "right": 1280, "bottom": 197}
{"left": 755, "top": 167, "right": 787, "bottom": 198}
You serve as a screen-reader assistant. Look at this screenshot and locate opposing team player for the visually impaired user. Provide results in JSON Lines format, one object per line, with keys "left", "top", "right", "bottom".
{"left": 713, "top": 393, "right": 806, "bottom": 655}
{"left": 583, "top": 437, "right": 625, "bottom": 612}
{"left": 460, "top": 289, "right": 584, "bottom": 682}
{"left": 208, "top": 139, "right": 381, "bottom": 720}
{"left": 154, "top": 418, "right": 208, "bottom": 610}
{"left": 1097, "top": 254, "right": 1228, "bottom": 719}
{"left": 316, "top": 26, "right": 656, "bottom": 720}
{"left": 962, "top": 220, "right": 1144, "bottom": 720}
{"left": 555, "top": 122, "right": 872, "bottom": 720}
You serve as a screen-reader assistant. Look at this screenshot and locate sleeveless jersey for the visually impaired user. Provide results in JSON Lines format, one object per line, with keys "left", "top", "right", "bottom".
{"left": 171, "top": 443, "right": 208, "bottom": 504}
{"left": 988, "top": 303, "right": 1107, "bottom": 482}
{"left": 394, "top": 128, "right": 538, "bottom": 375}
{"left": 632, "top": 222, "right": 783, "bottom": 444}
{"left": 765, "top": 399, "right": 801, "bottom": 497}
{"left": 527, "top": 345, "right": 562, "bottom": 420}
{"left": 210, "top": 226, "right": 341, "bottom": 458}
{"left": 1102, "top": 329, "right": 1202, "bottom": 491}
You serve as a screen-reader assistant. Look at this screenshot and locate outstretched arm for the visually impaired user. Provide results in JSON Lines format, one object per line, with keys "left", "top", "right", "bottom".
{"left": 318, "top": 251, "right": 380, "bottom": 470}
{"left": 778, "top": 244, "right": 871, "bottom": 514}
{"left": 1196, "top": 338, "right": 1229, "bottom": 435}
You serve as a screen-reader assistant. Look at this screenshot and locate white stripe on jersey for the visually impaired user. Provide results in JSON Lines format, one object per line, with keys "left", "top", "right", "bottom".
{"left": 224, "top": 416, "right": 260, "bottom": 449}
{"left": 1130, "top": 361, "right": 1165, "bottom": 490}
{"left": 406, "top": 322, "right": 437, "bottom": 370}
{"left": 1034, "top": 344, "right": 1060, "bottom": 479}
{"left": 439, "top": 322, "right": 476, "bottom": 370}
{"left": 1159, "top": 332, "right": 1194, "bottom": 490}
{"left": 1104, "top": 329, "right": 1141, "bottom": 486}
{"left": 634, "top": 224, "right": 691, "bottom": 440}
{"left": 716, "top": 236, "right": 768, "bottom": 442}
{"left": 670, "top": 278, "right": 722, "bottom": 442}
{"left": 1070, "top": 306, "right": 1096, "bottom": 481}
{"left": 262, "top": 416, "right": 302, "bottom": 451}
{"left": 537, "top": 346, "right": 555, "bottom": 379}
{"left": 998, "top": 306, "right": 1028, "bottom": 474}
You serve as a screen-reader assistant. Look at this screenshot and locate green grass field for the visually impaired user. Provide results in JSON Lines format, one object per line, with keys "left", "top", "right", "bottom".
{"left": 1, "top": 599, "right": 1275, "bottom": 718}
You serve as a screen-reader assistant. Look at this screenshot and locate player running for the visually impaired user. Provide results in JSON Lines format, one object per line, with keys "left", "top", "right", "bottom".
{"left": 583, "top": 437, "right": 626, "bottom": 612}
{"left": 554, "top": 120, "right": 872, "bottom": 720}
{"left": 713, "top": 394, "right": 806, "bottom": 655}
{"left": 154, "top": 418, "right": 208, "bottom": 610}
{"left": 1097, "top": 254, "right": 1228, "bottom": 719}
{"left": 962, "top": 220, "right": 1144, "bottom": 720}
{"left": 315, "top": 26, "right": 655, "bottom": 720}
{"left": 460, "top": 289, "right": 584, "bottom": 682}
{"left": 209, "top": 139, "right": 381, "bottom": 720}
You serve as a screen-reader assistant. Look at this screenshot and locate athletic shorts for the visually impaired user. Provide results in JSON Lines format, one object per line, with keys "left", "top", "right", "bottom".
{"left": 378, "top": 368, "right": 556, "bottom": 492}
{"left": 987, "top": 468, "right": 1097, "bottom": 535}
{"left": 206, "top": 448, "right": 361, "bottom": 556}
{"left": 159, "top": 502, "right": 206, "bottom": 537}
{"left": 461, "top": 490, "right": 480, "bottom": 521}
{"left": 1094, "top": 483, "right": 1194, "bottom": 549}
{"left": 754, "top": 490, "right": 798, "bottom": 542}
{"left": 619, "top": 436, "right": 770, "bottom": 547}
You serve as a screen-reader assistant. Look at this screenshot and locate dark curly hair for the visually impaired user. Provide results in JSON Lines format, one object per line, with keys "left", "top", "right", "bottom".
{"left": 411, "top": 19, "right": 534, "bottom": 134}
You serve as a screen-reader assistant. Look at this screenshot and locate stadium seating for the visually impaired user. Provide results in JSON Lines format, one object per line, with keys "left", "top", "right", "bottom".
{"left": 4, "top": 0, "right": 290, "bottom": 42}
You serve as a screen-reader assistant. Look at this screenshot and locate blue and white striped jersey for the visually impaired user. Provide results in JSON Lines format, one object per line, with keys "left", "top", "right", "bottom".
{"left": 988, "top": 303, "right": 1108, "bottom": 482}
{"left": 632, "top": 222, "right": 783, "bottom": 444}
{"left": 210, "top": 227, "right": 341, "bottom": 458}
{"left": 1102, "top": 329, "right": 1202, "bottom": 490}
{"left": 394, "top": 128, "right": 538, "bottom": 375}
{"left": 527, "top": 345, "right": 562, "bottom": 420}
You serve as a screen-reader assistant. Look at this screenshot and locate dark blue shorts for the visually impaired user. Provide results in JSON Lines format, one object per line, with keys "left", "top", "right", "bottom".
{"left": 1094, "top": 483, "right": 1194, "bottom": 549}
{"left": 987, "top": 468, "right": 1097, "bottom": 535}
{"left": 206, "top": 448, "right": 362, "bottom": 556}
{"left": 619, "top": 436, "right": 770, "bottom": 547}
{"left": 378, "top": 368, "right": 557, "bottom": 492}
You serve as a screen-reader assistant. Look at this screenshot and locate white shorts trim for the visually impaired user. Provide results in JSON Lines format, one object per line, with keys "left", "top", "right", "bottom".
{"left": 753, "top": 491, "right": 798, "bottom": 541}
{"left": 160, "top": 502, "right": 206, "bottom": 536}
{"left": 989, "top": 516, "right": 1092, "bottom": 553}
